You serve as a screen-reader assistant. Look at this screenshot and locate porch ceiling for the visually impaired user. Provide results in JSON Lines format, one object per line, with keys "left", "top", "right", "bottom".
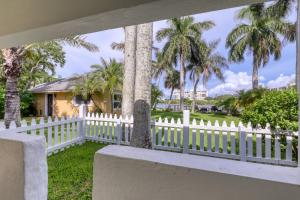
{"left": 0, "top": 0, "right": 269, "bottom": 48}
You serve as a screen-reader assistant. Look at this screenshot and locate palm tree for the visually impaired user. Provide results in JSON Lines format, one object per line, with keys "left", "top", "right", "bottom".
{"left": 122, "top": 25, "right": 137, "bottom": 117}
{"left": 152, "top": 50, "right": 173, "bottom": 86}
{"left": 156, "top": 17, "right": 214, "bottom": 110}
{"left": 235, "top": 88, "right": 267, "bottom": 109}
{"left": 131, "top": 23, "right": 153, "bottom": 148}
{"left": 164, "top": 70, "right": 180, "bottom": 108}
{"left": 151, "top": 84, "right": 163, "bottom": 110}
{"left": 226, "top": 1, "right": 294, "bottom": 89}
{"left": 111, "top": 41, "right": 125, "bottom": 53}
{"left": 188, "top": 40, "right": 228, "bottom": 113}
{"left": 296, "top": 0, "right": 300, "bottom": 166}
{"left": 2, "top": 36, "right": 98, "bottom": 128}
{"left": 73, "top": 74, "right": 103, "bottom": 111}
{"left": 91, "top": 58, "right": 123, "bottom": 113}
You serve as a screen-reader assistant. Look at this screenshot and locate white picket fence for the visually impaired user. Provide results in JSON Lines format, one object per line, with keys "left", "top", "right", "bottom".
{"left": 0, "top": 110, "right": 298, "bottom": 167}
{"left": 0, "top": 116, "right": 84, "bottom": 155}
{"left": 152, "top": 114, "right": 298, "bottom": 167}
{"left": 85, "top": 113, "right": 133, "bottom": 145}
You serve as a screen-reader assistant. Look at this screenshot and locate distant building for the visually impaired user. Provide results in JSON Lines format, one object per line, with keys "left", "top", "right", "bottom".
{"left": 172, "top": 89, "right": 208, "bottom": 100}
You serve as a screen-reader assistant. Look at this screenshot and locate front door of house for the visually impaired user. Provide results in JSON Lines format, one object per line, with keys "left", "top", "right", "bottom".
{"left": 47, "top": 94, "right": 53, "bottom": 116}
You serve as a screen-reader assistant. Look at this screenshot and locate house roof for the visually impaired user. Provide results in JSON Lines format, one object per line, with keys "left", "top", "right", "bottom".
{"left": 30, "top": 74, "right": 122, "bottom": 94}
{"left": 30, "top": 75, "right": 85, "bottom": 93}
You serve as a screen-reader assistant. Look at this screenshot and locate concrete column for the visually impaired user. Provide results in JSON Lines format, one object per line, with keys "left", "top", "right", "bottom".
{"left": 0, "top": 133, "right": 47, "bottom": 200}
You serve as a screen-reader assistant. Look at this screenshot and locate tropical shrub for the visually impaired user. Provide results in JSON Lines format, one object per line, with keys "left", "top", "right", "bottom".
{"left": 241, "top": 88, "right": 298, "bottom": 130}
{"left": 20, "top": 92, "right": 37, "bottom": 117}
{"left": 151, "top": 84, "right": 163, "bottom": 110}
{"left": 216, "top": 96, "right": 239, "bottom": 116}
{"left": 0, "top": 89, "right": 36, "bottom": 118}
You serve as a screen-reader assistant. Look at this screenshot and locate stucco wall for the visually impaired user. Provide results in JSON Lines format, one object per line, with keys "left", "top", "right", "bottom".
{"left": 34, "top": 91, "right": 118, "bottom": 117}
{"left": 53, "top": 92, "right": 78, "bottom": 116}
{"left": 0, "top": 133, "right": 47, "bottom": 200}
{"left": 93, "top": 145, "right": 300, "bottom": 200}
{"left": 35, "top": 93, "right": 45, "bottom": 116}
{"left": 0, "top": 139, "right": 24, "bottom": 199}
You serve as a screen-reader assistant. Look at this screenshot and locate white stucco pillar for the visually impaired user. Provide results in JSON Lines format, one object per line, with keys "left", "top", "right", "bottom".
{"left": 0, "top": 133, "right": 48, "bottom": 200}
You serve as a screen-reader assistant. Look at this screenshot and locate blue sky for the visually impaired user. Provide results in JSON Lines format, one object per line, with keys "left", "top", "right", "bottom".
{"left": 57, "top": 3, "right": 297, "bottom": 97}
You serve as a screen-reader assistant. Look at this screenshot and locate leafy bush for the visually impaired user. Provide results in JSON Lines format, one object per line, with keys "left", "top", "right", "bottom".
{"left": 0, "top": 89, "right": 36, "bottom": 118}
{"left": 216, "top": 96, "right": 239, "bottom": 116}
{"left": 241, "top": 88, "right": 298, "bottom": 130}
{"left": 20, "top": 92, "right": 37, "bottom": 117}
{"left": 151, "top": 84, "right": 163, "bottom": 110}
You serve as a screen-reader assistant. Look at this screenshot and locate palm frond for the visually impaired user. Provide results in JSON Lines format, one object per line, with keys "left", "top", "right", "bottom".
{"left": 111, "top": 41, "right": 125, "bottom": 52}
{"left": 59, "top": 35, "right": 99, "bottom": 52}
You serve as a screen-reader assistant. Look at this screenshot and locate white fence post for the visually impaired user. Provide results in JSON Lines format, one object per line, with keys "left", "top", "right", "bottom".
{"left": 152, "top": 120, "right": 156, "bottom": 149}
{"left": 239, "top": 124, "right": 246, "bottom": 162}
{"left": 183, "top": 110, "right": 190, "bottom": 154}
{"left": 79, "top": 104, "right": 87, "bottom": 142}
{"left": 116, "top": 117, "right": 121, "bottom": 145}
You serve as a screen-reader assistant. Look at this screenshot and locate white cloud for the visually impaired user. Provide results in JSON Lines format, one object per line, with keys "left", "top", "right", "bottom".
{"left": 209, "top": 72, "right": 296, "bottom": 97}
{"left": 58, "top": 28, "right": 124, "bottom": 78}
{"left": 266, "top": 74, "right": 295, "bottom": 89}
{"left": 208, "top": 70, "right": 264, "bottom": 96}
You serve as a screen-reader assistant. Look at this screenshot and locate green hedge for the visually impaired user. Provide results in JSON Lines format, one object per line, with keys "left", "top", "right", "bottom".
{"left": 0, "top": 89, "right": 36, "bottom": 118}
{"left": 241, "top": 88, "right": 298, "bottom": 131}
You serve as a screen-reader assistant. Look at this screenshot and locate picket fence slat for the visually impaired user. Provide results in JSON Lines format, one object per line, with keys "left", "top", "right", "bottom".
{"left": 222, "top": 121, "right": 228, "bottom": 154}
{"left": 47, "top": 117, "right": 53, "bottom": 148}
{"left": 60, "top": 116, "right": 65, "bottom": 145}
{"left": 207, "top": 121, "right": 212, "bottom": 152}
{"left": 214, "top": 121, "right": 220, "bottom": 153}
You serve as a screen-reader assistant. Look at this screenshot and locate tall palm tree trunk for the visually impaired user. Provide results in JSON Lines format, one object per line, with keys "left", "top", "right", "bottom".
{"left": 122, "top": 25, "right": 137, "bottom": 117}
{"left": 5, "top": 76, "right": 21, "bottom": 128}
{"left": 252, "top": 54, "right": 259, "bottom": 89}
{"left": 191, "top": 78, "right": 200, "bottom": 113}
{"left": 296, "top": 0, "right": 300, "bottom": 166}
{"left": 168, "top": 87, "right": 175, "bottom": 109}
{"left": 179, "top": 51, "right": 185, "bottom": 111}
{"left": 131, "top": 23, "right": 153, "bottom": 148}
{"left": 2, "top": 48, "right": 23, "bottom": 128}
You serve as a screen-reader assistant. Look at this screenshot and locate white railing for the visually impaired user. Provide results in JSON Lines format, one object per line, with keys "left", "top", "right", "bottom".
{"left": 0, "top": 116, "right": 84, "bottom": 155}
{"left": 0, "top": 110, "right": 298, "bottom": 167}
{"left": 83, "top": 111, "right": 297, "bottom": 167}
{"left": 84, "top": 113, "right": 133, "bottom": 145}
{"left": 152, "top": 116, "right": 297, "bottom": 167}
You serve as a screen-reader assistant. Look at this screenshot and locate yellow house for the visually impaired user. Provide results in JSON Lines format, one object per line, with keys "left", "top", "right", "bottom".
{"left": 30, "top": 75, "right": 122, "bottom": 117}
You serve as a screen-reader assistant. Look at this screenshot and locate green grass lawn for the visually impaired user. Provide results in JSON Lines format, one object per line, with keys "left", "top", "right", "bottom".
{"left": 48, "top": 142, "right": 106, "bottom": 200}
{"left": 151, "top": 110, "right": 240, "bottom": 125}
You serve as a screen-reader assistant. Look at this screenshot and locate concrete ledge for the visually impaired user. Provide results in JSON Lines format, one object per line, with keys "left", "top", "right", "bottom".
{"left": 0, "top": 133, "right": 47, "bottom": 200}
{"left": 93, "top": 145, "right": 300, "bottom": 200}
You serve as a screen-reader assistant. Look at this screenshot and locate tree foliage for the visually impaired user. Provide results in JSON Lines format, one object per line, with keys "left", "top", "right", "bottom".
{"left": 91, "top": 58, "right": 123, "bottom": 94}
{"left": 241, "top": 88, "right": 298, "bottom": 130}
{"left": 151, "top": 84, "right": 163, "bottom": 110}
{"left": 0, "top": 89, "right": 36, "bottom": 118}
{"left": 156, "top": 16, "right": 215, "bottom": 109}
{"left": 226, "top": 0, "right": 294, "bottom": 89}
